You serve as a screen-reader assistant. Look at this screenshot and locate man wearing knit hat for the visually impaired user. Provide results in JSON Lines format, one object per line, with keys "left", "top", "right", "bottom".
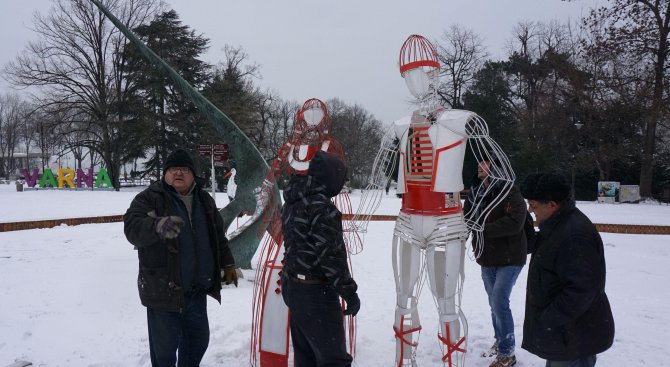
{"left": 520, "top": 172, "right": 614, "bottom": 367}
{"left": 124, "top": 148, "right": 238, "bottom": 366}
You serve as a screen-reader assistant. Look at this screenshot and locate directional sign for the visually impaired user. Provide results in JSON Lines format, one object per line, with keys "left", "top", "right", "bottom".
{"left": 213, "top": 144, "right": 228, "bottom": 154}
{"left": 213, "top": 154, "right": 227, "bottom": 166}
{"left": 197, "top": 144, "right": 212, "bottom": 156}
{"left": 213, "top": 143, "right": 229, "bottom": 160}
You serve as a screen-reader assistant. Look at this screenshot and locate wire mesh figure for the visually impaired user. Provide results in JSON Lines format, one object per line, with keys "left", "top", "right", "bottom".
{"left": 250, "top": 98, "right": 362, "bottom": 367}
{"left": 354, "top": 35, "right": 515, "bottom": 367}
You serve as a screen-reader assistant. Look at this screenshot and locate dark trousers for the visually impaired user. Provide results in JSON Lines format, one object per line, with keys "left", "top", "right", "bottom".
{"left": 281, "top": 274, "right": 352, "bottom": 367}
{"left": 546, "top": 355, "right": 597, "bottom": 367}
{"left": 147, "top": 290, "right": 210, "bottom": 367}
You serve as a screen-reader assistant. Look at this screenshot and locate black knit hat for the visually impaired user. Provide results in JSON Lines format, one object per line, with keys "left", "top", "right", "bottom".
{"left": 521, "top": 171, "right": 571, "bottom": 202}
{"left": 163, "top": 149, "right": 197, "bottom": 176}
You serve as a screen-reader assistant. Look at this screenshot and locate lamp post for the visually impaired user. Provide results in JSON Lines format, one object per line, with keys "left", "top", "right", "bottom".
{"left": 571, "top": 120, "right": 583, "bottom": 192}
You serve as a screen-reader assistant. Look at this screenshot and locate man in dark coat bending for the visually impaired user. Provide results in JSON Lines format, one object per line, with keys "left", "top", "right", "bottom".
{"left": 124, "top": 148, "right": 238, "bottom": 367}
{"left": 280, "top": 150, "right": 360, "bottom": 367}
{"left": 521, "top": 171, "right": 614, "bottom": 367}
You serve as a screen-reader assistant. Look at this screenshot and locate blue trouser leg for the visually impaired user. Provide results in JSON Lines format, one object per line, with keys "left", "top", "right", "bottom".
{"left": 148, "top": 307, "right": 180, "bottom": 367}
{"left": 481, "top": 265, "right": 523, "bottom": 357}
{"left": 147, "top": 290, "right": 209, "bottom": 367}
{"left": 178, "top": 290, "right": 209, "bottom": 367}
{"left": 282, "top": 275, "right": 352, "bottom": 367}
{"left": 546, "top": 355, "right": 597, "bottom": 367}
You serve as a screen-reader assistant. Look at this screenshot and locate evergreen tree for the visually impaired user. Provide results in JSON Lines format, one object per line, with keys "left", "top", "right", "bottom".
{"left": 123, "top": 10, "right": 211, "bottom": 177}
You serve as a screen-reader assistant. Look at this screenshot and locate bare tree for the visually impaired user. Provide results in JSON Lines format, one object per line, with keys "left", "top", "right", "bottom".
{"left": 205, "top": 45, "right": 262, "bottom": 142}
{"left": 328, "top": 98, "right": 384, "bottom": 187}
{"left": 4, "top": 0, "right": 159, "bottom": 190}
{"left": 504, "top": 21, "right": 579, "bottom": 128}
{"left": 581, "top": 0, "right": 670, "bottom": 197}
{"left": 254, "top": 92, "right": 298, "bottom": 162}
{"left": 435, "top": 24, "right": 489, "bottom": 108}
{"left": 0, "top": 93, "right": 27, "bottom": 179}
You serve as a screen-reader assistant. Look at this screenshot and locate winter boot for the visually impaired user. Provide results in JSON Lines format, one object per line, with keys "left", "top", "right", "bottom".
{"left": 489, "top": 355, "right": 516, "bottom": 367}
{"left": 481, "top": 342, "right": 498, "bottom": 358}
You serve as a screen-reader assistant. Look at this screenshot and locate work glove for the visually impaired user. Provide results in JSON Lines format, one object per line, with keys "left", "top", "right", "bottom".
{"left": 222, "top": 267, "right": 238, "bottom": 287}
{"left": 342, "top": 293, "right": 360, "bottom": 316}
{"left": 155, "top": 216, "right": 185, "bottom": 239}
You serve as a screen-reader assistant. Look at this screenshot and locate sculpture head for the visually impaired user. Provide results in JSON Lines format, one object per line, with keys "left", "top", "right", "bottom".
{"left": 398, "top": 34, "right": 440, "bottom": 99}
{"left": 294, "top": 98, "right": 331, "bottom": 142}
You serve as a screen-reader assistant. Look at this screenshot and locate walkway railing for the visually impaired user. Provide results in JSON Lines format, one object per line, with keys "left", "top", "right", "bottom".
{"left": 1, "top": 214, "right": 669, "bottom": 235}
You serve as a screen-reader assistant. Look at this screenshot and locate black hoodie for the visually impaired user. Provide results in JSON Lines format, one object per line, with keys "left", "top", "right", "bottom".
{"left": 281, "top": 151, "right": 357, "bottom": 297}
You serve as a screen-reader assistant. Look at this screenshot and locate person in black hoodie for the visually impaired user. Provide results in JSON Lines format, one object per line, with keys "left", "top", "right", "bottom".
{"left": 464, "top": 160, "right": 528, "bottom": 367}
{"left": 280, "top": 150, "right": 360, "bottom": 367}
{"left": 520, "top": 172, "right": 614, "bottom": 367}
{"left": 124, "top": 148, "right": 238, "bottom": 367}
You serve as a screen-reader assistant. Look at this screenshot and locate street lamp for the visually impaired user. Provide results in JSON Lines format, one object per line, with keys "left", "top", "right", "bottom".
{"left": 571, "top": 120, "right": 583, "bottom": 193}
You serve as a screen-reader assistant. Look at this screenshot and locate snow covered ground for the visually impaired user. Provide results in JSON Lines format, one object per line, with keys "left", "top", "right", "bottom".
{"left": 0, "top": 182, "right": 669, "bottom": 366}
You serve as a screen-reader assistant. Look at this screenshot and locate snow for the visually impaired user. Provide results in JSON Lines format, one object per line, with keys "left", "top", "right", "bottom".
{"left": 0, "top": 182, "right": 669, "bottom": 366}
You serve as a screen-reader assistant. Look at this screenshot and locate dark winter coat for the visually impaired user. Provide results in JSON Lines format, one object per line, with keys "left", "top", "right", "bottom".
{"left": 281, "top": 152, "right": 357, "bottom": 297}
{"left": 464, "top": 184, "right": 528, "bottom": 267}
{"left": 123, "top": 179, "right": 235, "bottom": 312}
{"left": 521, "top": 199, "right": 614, "bottom": 360}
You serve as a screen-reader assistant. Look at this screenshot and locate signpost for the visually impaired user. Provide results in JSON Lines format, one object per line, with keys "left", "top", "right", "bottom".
{"left": 197, "top": 143, "right": 229, "bottom": 199}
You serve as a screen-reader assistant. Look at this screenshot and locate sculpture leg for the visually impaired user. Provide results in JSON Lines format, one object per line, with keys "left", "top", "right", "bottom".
{"left": 392, "top": 233, "right": 424, "bottom": 367}
{"left": 253, "top": 237, "right": 290, "bottom": 367}
{"left": 426, "top": 238, "right": 467, "bottom": 367}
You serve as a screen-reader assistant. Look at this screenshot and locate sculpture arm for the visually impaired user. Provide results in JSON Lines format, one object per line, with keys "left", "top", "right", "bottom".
{"left": 462, "top": 114, "right": 515, "bottom": 256}
{"left": 350, "top": 124, "right": 402, "bottom": 232}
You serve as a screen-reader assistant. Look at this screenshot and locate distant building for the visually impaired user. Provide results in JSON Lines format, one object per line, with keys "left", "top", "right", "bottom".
{"left": 0, "top": 152, "right": 49, "bottom": 179}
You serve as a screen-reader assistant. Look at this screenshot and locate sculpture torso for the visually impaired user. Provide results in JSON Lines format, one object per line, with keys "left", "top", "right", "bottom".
{"left": 395, "top": 109, "right": 472, "bottom": 215}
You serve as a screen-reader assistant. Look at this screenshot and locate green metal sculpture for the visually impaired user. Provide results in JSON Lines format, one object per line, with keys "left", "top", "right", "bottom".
{"left": 89, "top": 0, "right": 277, "bottom": 267}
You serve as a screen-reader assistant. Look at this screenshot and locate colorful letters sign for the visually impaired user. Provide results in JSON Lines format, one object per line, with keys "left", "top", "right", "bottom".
{"left": 21, "top": 168, "right": 113, "bottom": 189}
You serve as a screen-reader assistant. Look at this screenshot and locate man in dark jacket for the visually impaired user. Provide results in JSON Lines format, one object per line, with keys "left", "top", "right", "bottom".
{"left": 280, "top": 150, "right": 360, "bottom": 367}
{"left": 124, "top": 148, "right": 238, "bottom": 367}
{"left": 520, "top": 172, "right": 614, "bottom": 367}
{"left": 464, "top": 160, "right": 528, "bottom": 367}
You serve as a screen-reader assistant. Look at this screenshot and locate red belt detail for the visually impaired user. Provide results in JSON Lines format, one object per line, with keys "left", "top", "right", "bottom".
{"left": 401, "top": 185, "right": 462, "bottom": 215}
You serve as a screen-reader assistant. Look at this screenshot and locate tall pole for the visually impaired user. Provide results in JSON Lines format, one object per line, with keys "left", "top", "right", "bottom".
{"left": 210, "top": 146, "right": 216, "bottom": 199}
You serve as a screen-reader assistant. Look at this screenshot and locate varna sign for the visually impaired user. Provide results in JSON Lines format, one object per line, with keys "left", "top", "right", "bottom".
{"left": 21, "top": 167, "right": 113, "bottom": 190}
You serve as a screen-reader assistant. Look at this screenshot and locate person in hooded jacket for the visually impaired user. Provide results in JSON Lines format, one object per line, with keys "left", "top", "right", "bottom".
{"left": 124, "top": 148, "right": 238, "bottom": 367}
{"left": 280, "top": 150, "right": 360, "bottom": 367}
{"left": 520, "top": 171, "right": 614, "bottom": 367}
{"left": 464, "top": 160, "right": 528, "bottom": 367}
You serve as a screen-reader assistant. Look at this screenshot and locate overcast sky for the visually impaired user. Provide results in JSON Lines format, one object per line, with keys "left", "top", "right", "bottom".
{"left": 0, "top": 0, "right": 601, "bottom": 124}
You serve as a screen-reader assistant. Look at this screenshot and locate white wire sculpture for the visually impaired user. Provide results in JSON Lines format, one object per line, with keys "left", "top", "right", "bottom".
{"left": 352, "top": 35, "right": 514, "bottom": 367}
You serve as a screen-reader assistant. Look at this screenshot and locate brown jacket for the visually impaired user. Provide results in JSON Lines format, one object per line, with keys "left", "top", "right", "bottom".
{"left": 465, "top": 184, "right": 528, "bottom": 267}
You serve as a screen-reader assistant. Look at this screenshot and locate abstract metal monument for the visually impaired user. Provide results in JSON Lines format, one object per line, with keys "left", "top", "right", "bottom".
{"left": 90, "top": 0, "right": 276, "bottom": 267}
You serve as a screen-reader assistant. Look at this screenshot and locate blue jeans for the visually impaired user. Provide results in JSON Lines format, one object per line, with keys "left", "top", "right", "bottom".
{"left": 147, "top": 289, "right": 210, "bottom": 367}
{"left": 481, "top": 265, "right": 523, "bottom": 357}
{"left": 546, "top": 355, "right": 597, "bottom": 367}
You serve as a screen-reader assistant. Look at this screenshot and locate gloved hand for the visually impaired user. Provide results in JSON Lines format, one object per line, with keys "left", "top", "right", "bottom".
{"left": 155, "top": 216, "right": 185, "bottom": 239}
{"left": 342, "top": 293, "right": 360, "bottom": 316}
{"left": 222, "top": 267, "right": 238, "bottom": 287}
